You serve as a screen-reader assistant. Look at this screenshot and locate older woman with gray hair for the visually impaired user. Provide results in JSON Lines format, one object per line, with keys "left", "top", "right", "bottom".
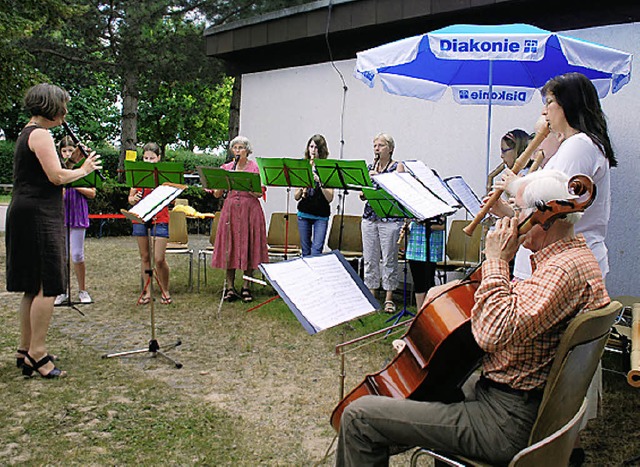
{"left": 211, "top": 136, "right": 268, "bottom": 303}
{"left": 360, "top": 133, "right": 404, "bottom": 314}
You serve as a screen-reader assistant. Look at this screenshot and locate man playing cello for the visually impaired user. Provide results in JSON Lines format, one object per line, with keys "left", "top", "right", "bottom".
{"left": 335, "top": 169, "right": 609, "bottom": 466}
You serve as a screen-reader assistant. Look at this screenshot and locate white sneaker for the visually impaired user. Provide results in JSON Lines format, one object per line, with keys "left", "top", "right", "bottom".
{"left": 78, "top": 290, "right": 92, "bottom": 304}
{"left": 54, "top": 294, "right": 68, "bottom": 306}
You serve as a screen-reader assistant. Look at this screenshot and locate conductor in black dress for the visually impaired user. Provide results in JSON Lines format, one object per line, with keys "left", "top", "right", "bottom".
{"left": 5, "top": 83, "right": 102, "bottom": 378}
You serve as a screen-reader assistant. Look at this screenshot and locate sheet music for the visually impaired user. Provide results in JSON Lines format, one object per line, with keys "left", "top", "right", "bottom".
{"left": 129, "top": 184, "right": 184, "bottom": 222}
{"left": 260, "top": 253, "right": 376, "bottom": 333}
{"left": 444, "top": 176, "right": 482, "bottom": 217}
{"left": 403, "top": 160, "right": 460, "bottom": 208}
{"left": 373, "top": 172, "right": 456, "bottom": 221}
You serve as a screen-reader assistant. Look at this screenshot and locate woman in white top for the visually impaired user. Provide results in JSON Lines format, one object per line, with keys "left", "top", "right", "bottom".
{"left": 506, "top": 73, "right": 616, "bottom": 281}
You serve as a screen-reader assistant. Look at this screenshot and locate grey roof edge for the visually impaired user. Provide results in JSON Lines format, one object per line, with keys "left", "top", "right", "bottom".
{"left": 204, "top": 0, "right": 355, "bottom": 36}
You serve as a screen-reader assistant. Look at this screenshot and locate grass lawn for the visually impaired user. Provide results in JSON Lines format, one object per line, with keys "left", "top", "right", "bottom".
{"left": 0, "top": 234, "right": 639, "bottom": 465}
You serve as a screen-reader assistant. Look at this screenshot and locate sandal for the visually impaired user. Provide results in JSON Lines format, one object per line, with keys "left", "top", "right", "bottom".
{"left": 16, "top": 349, "right": 58, "bottom": 369}
{"left": 240, "top": 288, "right": 253, "bottom": 303}
{"left": 22, "top": 353, "right": 66, "bottom": 379}
{"left": 383, "top": 300, "right": 396, "bottom": 314}
{"left": 137, "top": 295, "right": 151, "bottom": 306}
{"left": 161, "top": 296, "right": 173, "bottom": 305}
{"left": 223, "top": 288, "right": 239, "bottom": 302}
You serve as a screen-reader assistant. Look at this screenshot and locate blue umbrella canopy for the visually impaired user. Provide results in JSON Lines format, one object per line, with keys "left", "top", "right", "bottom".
{"left": 356, "top": 24, "right": 632, "bottom": 105}
{"left": 355, "top": 24, "right": 632, "bottom": 178}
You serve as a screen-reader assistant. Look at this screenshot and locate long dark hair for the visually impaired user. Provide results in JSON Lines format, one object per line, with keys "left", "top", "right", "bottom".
{"left": 304, "top": 134, "right": 329, "bottom": 160}
{"left": 542, "top": 73, "right": 616, "bottom": 167}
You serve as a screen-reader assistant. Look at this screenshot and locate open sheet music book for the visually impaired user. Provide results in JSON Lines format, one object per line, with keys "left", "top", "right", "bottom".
{"left": 443, "top": 176, "right": 482, "bottom": 217}
{"left": 373, "top": 172, "right": 457, "bottom": 221}
{"left": 121, "top": 183, "right": 185, "bottom": 223}
{"left": 403, "top": 160, "right": 461, "bottom": 208}
{"left": 259, "top": 251, "right": 378, "bottom": 334}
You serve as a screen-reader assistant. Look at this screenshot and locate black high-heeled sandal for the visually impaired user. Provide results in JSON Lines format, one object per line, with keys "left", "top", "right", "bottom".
{"left": 16, "top": 349, "right": 58, "bottom": 369}
{"left": 22, "top": 354, "right": 66, "bottom": 379}
{"left": 16, "top": 349, "right": 28, "bottom": 368}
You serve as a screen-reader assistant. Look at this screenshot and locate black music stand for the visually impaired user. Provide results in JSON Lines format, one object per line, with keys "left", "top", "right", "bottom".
{"left": 55, "top": 160, "right": 104, "bottom": 316}
{"left": 362, "top": 187, "right": 416, "bottom": 325}
{"left": 256, "top": 157, "right": 313, "bottom": 260}
{"left": 197, "top": 166, "right": 262, "bottom": 316}
{"left": 102, "top": 181, "right": 185, "bottom": 368}
{"left": 314, "top": 159, "right": 372, "bottom": 251}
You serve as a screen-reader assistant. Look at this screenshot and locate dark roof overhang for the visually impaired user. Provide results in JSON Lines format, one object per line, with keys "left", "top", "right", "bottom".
{"left": 204, "top": 0, "right": 640, "bottom": 75}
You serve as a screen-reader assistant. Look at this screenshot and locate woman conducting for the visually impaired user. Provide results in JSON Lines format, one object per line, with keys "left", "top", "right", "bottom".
{"left": 6, "top": 83, "right": 102, "bottom": 378}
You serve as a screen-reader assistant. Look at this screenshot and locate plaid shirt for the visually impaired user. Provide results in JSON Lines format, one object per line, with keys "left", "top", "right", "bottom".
{"left": 472, "top": 235, "right": 609, "bottom": 391}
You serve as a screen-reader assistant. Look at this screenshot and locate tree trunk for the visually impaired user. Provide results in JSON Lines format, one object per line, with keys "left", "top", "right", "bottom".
{"left": 119, "top": 70, "right": 139, "bottom": 181}
{"left": 228, "top": 75, "right": 241, "bottom": 143}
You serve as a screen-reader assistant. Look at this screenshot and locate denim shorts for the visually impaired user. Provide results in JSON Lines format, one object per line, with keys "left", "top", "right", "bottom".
{"left": 132, "top": 222, "right": 169, "bottom": 238}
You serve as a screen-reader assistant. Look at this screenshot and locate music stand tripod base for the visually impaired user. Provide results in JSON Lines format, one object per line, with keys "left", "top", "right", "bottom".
{"left": 102, "top": 338, "right": 183, "bottom": 369}
{"left": 101, "top": 221, "right": 183, "bottom": 369}
{"left": 111, "top": 184, "right": 187, "bottom": 370}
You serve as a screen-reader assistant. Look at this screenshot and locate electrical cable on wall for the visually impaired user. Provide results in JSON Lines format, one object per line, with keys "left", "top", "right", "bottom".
{"left": 324, "top": 0, "right": 348, "bottom": 161}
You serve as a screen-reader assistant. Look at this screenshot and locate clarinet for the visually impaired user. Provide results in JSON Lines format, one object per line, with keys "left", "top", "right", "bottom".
{"left": 61, "top": 121, "right": 106, "bottom": 181}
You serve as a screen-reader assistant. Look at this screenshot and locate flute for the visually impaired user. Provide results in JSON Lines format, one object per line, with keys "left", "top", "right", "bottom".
{"left": 62, "top": 121, "right": 106, "bottom": 181}
{"left": 463, "top": 126, "right": 550, "bottom": 236}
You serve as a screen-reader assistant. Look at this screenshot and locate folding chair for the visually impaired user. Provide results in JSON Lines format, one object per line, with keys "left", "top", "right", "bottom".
{"left": 327, "top": 214, "right": 363, "bottom": 275}
{"left": 197, "top": 215, "right": 219, "bottom": 292}
{"left": 267, "top": 212, "right": 302, "bottom": 261}
{"left": 167, "top": 210, "right": 194, "bottom": 291}
{"left": 435, "top": 220, "right": 481, "bottom": 284}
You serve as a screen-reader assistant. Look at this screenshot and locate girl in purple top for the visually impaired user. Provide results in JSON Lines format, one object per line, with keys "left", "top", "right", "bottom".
{"left": 55, "top": 136, "right": 96, "bottom": 305}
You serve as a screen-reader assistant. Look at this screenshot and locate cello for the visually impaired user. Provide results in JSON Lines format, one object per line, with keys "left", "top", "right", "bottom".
{"left": 330, "top": 175, "right": 596, "bottom": 432}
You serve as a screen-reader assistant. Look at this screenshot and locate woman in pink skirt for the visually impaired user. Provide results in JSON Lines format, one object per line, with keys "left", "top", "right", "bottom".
{"left": 211, "top": 136, "right": 268, "bottom": 303}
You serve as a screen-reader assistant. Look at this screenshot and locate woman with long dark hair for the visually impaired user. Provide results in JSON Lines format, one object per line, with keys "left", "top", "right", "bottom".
{"left": 294, "top": 134, "right": 334, "bottom": 256}
{"left": 540, "top": 72, "right": 615, "bottom": 279}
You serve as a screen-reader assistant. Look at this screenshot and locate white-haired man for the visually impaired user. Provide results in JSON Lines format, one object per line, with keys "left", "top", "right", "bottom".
{"left": 336, "top": 169, "right": 609, "bottom": 466}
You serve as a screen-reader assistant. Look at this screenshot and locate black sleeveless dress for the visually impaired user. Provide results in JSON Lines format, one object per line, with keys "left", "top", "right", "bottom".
{"left": 5, "top": 125, "right": 65, "bottom": 296}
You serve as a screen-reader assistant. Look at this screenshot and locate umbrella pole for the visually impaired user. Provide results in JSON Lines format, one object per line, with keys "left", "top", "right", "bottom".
{"left": 485, "top": 59, "right": 494, "bottom": 184}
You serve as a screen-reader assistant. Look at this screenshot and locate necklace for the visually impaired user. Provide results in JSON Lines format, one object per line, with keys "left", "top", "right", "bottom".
{"left": 376, "top": 158, "right": 393, "bottom": 173}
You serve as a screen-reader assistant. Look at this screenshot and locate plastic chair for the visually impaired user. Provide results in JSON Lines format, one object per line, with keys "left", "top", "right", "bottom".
{"left": 435, "top": 220, "right": 481, "bottom": 283}
{"left": 167, "top": 210, "right": 194, "bottom": 291}
{"left": 327, "top": 214, "right": 363, "bottom": 274}
{"left": 267, "top": 212, "right": 302, "bottom": 261}
{"left": 409, "top": 300, "right": 622, "bottom": 466}
{"left": 196, "top": 215, "right": 219, "bottom": 292}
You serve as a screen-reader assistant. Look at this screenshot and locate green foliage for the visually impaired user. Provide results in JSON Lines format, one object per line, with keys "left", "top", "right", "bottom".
{"left": 0, "top": 140, "right": 14, "bottom": 184}
{"left": 180, "top": 185, "right": 221, "bottom": 215}
{"left": 138, "top": 77, "right": 233, "bottom": 152}
{"left": 0, "top": 0, "right": 75, "bottom": 112}
{"left": 86, "top": 179, "right": 130, "bottom": 237}
{"left": 164, "top": 148, "right": 225, "bottom": 173}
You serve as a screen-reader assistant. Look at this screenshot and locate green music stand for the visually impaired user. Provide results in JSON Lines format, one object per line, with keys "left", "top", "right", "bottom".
{"left": 361, "top": 186, "right": 416, "bottom": 325}
{"left": 197, "top": 166, "right": 262, "bottom": 194}
{"left": 313, "top": 159, "right": 372, "bottom": 191}
{"left": 256, "top": 157, "right": 313, "bottom": 260}
{"left": 361, "top": 187, "right": 413, "bottom": 219}
{"left": 69, "top": 158, "right": 104, "bottom": 189}
{"left": 314, "top": 159, "right": 372, "bottom": 254}
{"left": 124, "top": 160, "right": 185, "bottom": 188}
{"left": 255, "top": 157, "right": 313, "bottom": 189}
